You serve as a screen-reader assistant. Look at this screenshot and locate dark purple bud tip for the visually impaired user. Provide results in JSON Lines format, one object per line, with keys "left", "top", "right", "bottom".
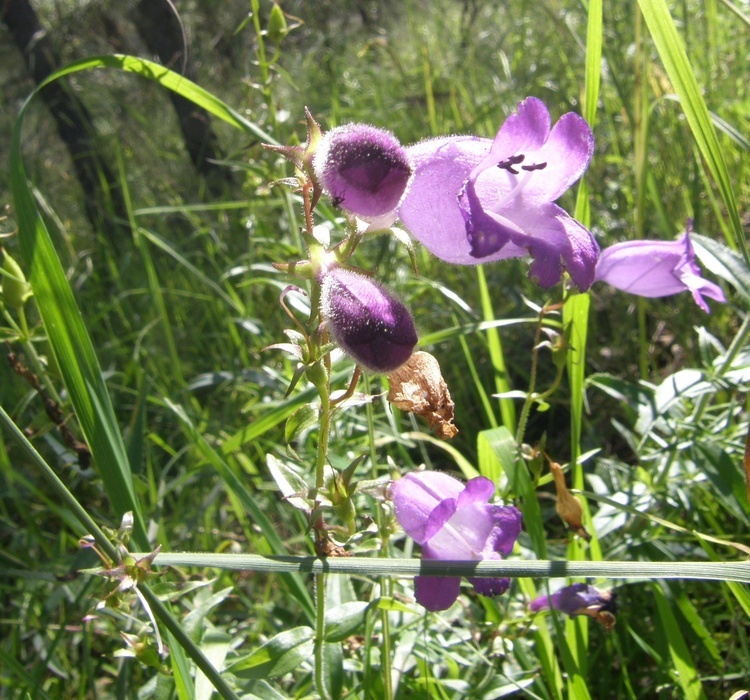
{"left": 313, "top": 124, "right": 412, "bottom": 218}
{"left": 321, "top": 267, "right": 418, "bottom": 373}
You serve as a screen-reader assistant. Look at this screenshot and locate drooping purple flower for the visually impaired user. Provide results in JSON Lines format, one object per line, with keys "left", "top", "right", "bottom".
{"left": 594, "top": 228, "right": 726, "bottom": 312}
{"left": 398, "top": 97, "right": 599, "bottom": 290}
{"left": 320, "top": 266, "right": 417, "bottom": 373}
{"left": 391, "top": 471, "right": 522, "bottom": 611}
{"left": 530, "top": 583, "right": 616, "bottom": 629}
{"left": 313, "top": 124, "right": 412, "bottom": 220}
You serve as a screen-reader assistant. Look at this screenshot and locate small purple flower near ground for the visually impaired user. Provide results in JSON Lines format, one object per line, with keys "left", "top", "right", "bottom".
{"left": 313, "top": 123, "right": 412, "bottom": 221}
{"left": 594, "top": 227, "right": 726, "bottom": 312}
{"left": 320, "top": 266, "right": 417, "bottom": 373}
{"left": 530, "top": 583, "right": 617, "bottom": 630}
{"left": 398, "top": 97, "right": 599, "bottom": 290}
{"left": 392, "top": 471, "right": 522, "bottom": 611}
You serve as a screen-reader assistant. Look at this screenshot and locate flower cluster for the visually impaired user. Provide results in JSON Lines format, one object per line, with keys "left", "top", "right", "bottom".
{"left": 317, "top": 97, "right": 599, "bottom": 291}
{"left": 274, "top": 96, "right": 727, "bottom": 614}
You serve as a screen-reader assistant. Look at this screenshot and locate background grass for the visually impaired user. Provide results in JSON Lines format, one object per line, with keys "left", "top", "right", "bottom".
{"left": 1, "top": 0, "right": 749, "bottom": 697}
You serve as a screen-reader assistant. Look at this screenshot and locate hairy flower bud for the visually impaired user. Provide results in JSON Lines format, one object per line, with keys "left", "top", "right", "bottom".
{"left": 320, "top": 267, "right": 417, "bottom": 373}
{"left": 313, "top": 124, "right": 412, "bottom": 219}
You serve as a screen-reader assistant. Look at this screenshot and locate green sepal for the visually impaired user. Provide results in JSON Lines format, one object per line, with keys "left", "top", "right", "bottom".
{"left": 1, "top": 249, "right": 33, "bottom": 308}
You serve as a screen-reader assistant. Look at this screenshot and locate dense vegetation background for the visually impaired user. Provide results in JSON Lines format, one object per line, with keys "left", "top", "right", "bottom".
{"left": 1, "top": 0, "right": 749, "bottom": 698}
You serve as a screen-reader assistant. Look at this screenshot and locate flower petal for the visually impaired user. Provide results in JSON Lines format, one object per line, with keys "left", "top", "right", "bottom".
{"left": 594, "top": 232, "right": 726, "bottom": 311}
{"left": 674, "top": 234, "right": 727, "bottom": 310}
{"left": 424, "top": 497, "right": 458, "bottom": 542}
{"left": 391, "top": 471, "right": 464, "bottom": 544}
{"left": 469, "top": 576, "right": 511, "bottom": 598}
{"left": 520, "top": 112, "right": 594, "bottom": 203}
{"left": 463, "top": 200, "right": 599, "bottom": 289}
{"left": 530, "top": 583, "right": 615, "bottom": 616}
{"left": 399, "top": 137, "right": 489, "bottom": 263}
{"left": 471, "top": 96, "right": 551, "bottom": 177}
{"left": 424, "top": 503, "right": 522, "bottom": 560}
{"left": 456, "top": 476, "right": 495, "bottom": 507}
{"left": 414, "top": 575, "right": 461, "bottom": 612}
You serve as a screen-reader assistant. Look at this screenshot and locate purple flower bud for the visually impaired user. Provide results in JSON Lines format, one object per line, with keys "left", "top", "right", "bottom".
{"left": 392, "top": 471, "right": 523, "bottom": 611}
{"left": 314, "top": 124, "right": 412, "bottom": 219}
{"left": 320, "top": 266, "right": 417, "bottom": 373}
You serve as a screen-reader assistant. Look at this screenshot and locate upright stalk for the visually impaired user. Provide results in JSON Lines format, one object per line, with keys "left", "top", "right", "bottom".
{"left": 364, "top": 374, "right": 393, "bottom": 700}
{"left": 633, "top": 5, "right": 651, "bottom": 380}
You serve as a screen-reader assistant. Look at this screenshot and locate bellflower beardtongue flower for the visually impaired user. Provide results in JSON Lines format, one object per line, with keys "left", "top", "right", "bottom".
{"left": 398, "top": 97, "right": 599, "bottom": 290}
{"left": 313, "top": 123, "right": 412, "bottom": 225}
{"left": 530, "top": 583, "right": 617, "bottom": 630}
{"left": 319, "top": 266, "right": 418, "bottom": 373}
{"left": 392, "top": 471, "right": 523, "bottom": 611}
{"left": 594, "top": 227, "right": 726, "bottom": 312}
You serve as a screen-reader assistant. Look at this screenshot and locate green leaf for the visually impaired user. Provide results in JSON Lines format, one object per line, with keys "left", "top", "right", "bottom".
{"left": 266, "top": 454, "right": 312, "bottom": 512}
{"left": 285, "top": 404, "right": 320, "bottom": 445}
{"left": 323, "top": 642, "right": 344, "bottom": 700}
{"left": 563, "top": 292, "right": 590, "bottom": 475}
{"left": 164, "top": 402, "right": 315, "bottom": 620}
{"left": 374, "top": 597, "right": 419, "bottom": 615}
{"left": 325, "top": 601, "right": 370, "bottom": 643}
{"left": 195, "top": 630, "right": 232, "bottom": 700}
{"left": 692, "top": 233, "right": 750, "bottom": 306}
{"left": 476, "top": 266, "right": 515, "bottom": 431}
{"left": 227, "top": 626, "right": 314, "bottom": 679}
{"left": 477, "top": 426, "right": 516, "bottom": 488}
{"left": 477, "top": 426, "right": 547, "bottom": 557}
{"left": 10, "top": 107, "right": 148, "bottom": 548}
{"left": 637, "top": 0, "right": 746, "bottom": 264}
{"left": 694, "top": 443, "right": 750, "bottom": 524}
{"left": 652, "top": 584, "right": 707, "bottom": 700}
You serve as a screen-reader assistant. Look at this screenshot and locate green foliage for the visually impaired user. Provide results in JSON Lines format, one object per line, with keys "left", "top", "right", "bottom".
{"left": 1, "top": 0, "right": 748, "bottom": 698}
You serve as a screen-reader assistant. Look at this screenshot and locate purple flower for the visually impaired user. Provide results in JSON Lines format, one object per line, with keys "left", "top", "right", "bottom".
{"left": 392, "top": 471, "right": 522, "bottom": 611}
{"left": 530, "top": 583, "right": 616, "bottom": 629}
{"left": 398, "top": 97, "right": 599, "bottom": 290}
{"left": 320, "top": 266, "right": 417, "bottom": 373}
{"left": 594, "top": 229, "right": 726, "bottom": 312}
{"left": 313, "top": 124, "right": 412, "bottom": 221}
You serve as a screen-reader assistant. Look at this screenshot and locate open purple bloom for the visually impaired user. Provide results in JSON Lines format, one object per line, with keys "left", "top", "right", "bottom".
{"left": 320, "top": 266, "right": 417, "bottom": 373}
{"left": 392, "top": 471, "right": 522, "bottom": 611}
{"left": 398, "top": 97, "right": 599, "bottom": 290}
{"left": 530, "top": 583, "right": 616, "bottom": 629}
{"left": 313, "top": 124, "right": 412, "bottom": 220}
{"left": 594, "top": 229, "right": 726, "bottom": 312}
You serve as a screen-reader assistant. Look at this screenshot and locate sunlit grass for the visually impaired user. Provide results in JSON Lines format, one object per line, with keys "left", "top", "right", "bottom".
{"left": 1, "top": 0, "right": 748, "bottom": 698}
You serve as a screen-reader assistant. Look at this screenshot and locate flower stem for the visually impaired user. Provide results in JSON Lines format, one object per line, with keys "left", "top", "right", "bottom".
{"left": 515, "top": 314, "right": 546, "bottom": 446}
{"left": 364, "top": 374, "right": 393, "bottom": 700}
{"left": 301, "top": 165, "right": 334, "bottom": 700}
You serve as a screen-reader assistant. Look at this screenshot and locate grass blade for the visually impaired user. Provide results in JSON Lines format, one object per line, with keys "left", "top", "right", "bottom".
{"left": 637, "top": 0, "right": 747, "bottom": 263}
